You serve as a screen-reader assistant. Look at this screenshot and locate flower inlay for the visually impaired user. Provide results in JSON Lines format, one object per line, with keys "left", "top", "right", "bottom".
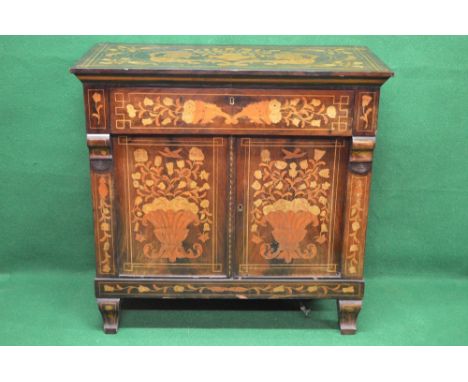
{"left": 345, "top": 175, "right": 368, "bottom": 275}
{"left": 75, "top": 44, "right": 390, "bottom": 73}
{"left": 96, "top": 175, "right": 113, "bottom": 273}
{"left": 130, "top": 146, "right": 212, "bottom": 262}
{"left": 359, "top": 94, "right": 374, "bottom": 130}
{"left": 249, "top": 147, "right": 332, "bottom": 263}
{"left": 87, "top": 89, "right": 106, "bottom": 129}
{"left": 116, "top": 93, "right": 349, "bottom": 131}
{"left": 100, "top": 282, "right": 359, "bottom": 298}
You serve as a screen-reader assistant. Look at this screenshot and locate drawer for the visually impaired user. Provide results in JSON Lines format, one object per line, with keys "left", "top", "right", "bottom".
{"left": 109, "top": 88, "right": 353, "bottom": 135}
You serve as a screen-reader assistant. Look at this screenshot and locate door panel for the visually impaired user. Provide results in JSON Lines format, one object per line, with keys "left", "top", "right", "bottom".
{"left": 236, "top": 137, "right": 348, "bottom": 278}
{"left": 114, "top": 136, "right": 228, "bottom": 277}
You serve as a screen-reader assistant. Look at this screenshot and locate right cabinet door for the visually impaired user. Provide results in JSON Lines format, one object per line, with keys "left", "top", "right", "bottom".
{"left": 236, "top": 137, "right": 349, "bottom": 278}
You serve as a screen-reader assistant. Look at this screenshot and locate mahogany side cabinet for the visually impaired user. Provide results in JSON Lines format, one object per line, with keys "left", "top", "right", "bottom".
{"left": 71, "top": 44, "right": 392, "bottom": 334}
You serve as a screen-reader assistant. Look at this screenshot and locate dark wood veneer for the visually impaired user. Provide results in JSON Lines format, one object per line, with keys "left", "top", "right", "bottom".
{"left": 72, "top": 44, "right": 392, "bottom": 334}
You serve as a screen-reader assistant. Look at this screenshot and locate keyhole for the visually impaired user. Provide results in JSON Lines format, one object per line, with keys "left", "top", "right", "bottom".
{"left": 237, "top": 203, "right": 244, "bottom": 212}
{"left": 229, "top": 97, "right": 235, "bottom": 105}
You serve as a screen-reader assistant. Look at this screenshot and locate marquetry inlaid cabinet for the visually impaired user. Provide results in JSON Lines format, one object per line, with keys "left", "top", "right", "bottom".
{"left": 71, "top": 43, "right": 392, "bottom": 334}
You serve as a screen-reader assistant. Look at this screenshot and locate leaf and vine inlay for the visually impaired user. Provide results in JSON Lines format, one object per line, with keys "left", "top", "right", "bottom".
{"left": 130, "top": 146, "right": 212, "bottom": 263}
{"left": 250, "top": 147, "right": 332, "bottom": 263}
{"left": 233, "top": 97, "right": 338, "bottom": 128}
{"left": 88, "top": 89, "right": 106, "bottom": 129}
{"left": 101, "top": 283, "right": 358, "bottom": 297}
{"left": 359, "top": 93, "right": 374, "bottom": 131}
{"left": 346, "top": 176, "right": 366, "bottom": 274}
{"left": 125, "top": 96, "right": 234, "bottom": 127}
{"left": 97, "top": 175, "right": 113, "bottom": 273}
{"left": 91, "top": 92, "right": 103, "bottom": 123}
{"left": 118, "top": 94, "right": 347, "bottom": 130}
{"left": 78, "top": 44, "right": 389, "bottom": 72}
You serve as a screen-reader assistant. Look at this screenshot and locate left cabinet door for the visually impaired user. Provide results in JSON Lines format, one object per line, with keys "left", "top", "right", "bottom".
{"left": 113, "top": 136, "right": 229, "bottom": 277}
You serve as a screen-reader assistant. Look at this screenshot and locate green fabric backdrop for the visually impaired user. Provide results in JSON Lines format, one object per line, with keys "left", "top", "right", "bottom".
{"left": 0, "top": 36, "right": 467, "bottom": 345}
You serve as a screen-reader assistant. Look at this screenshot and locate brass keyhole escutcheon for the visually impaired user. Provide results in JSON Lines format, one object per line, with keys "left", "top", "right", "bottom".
{"left": 237, "top": 203, "right": 244, "bottom": 212}
{"left": 229, "top": 97, "right": 235, "bottom": 105}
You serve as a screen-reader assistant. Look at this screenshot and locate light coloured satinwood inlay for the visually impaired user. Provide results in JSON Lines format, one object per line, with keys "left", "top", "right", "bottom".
{"left": 94, "top": 174, "right": 114, "bottom": 274}
{"left": 113, "top": 92, "right": 351, "bottom": 132}
{"left": 87, "top": 89, "right": 106, "bottom": 129}
{"left": 119, "top": 137, "right": 224, "bottom": 273}
{"left": 343, "top": 174, "right": 370, "bottom": 275}
{"left": 100, "top": 282, "right": 360, "bottom": 298}
{"left": 356, "top": 92, "right": 377, "bottom": 132}
{"left": 75, "top": 44, "right": 390, "bottom": 72}
{"left": 240, "top": 139, "right": 345, "bottom": 275}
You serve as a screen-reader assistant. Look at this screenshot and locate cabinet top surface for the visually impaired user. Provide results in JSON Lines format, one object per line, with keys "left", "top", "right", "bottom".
{"left": 71, "top": 43, "right": 393, "bottom": 79}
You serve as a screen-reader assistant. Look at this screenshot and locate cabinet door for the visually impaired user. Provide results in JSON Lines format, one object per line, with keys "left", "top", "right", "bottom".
{"left": 236, "top": 137, "right": 348, "bottom": 278}
{"left": 113, "top": 136, "right": 228, "bottom": 277}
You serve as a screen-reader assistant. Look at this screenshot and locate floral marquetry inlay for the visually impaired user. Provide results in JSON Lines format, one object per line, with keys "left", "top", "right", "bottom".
{"left": 130, "top": 146, "right": 212, "bottom": 263}
{"left": 355, "top": 92, "right": 378, "bottom": 133}
{"left": 359, "top": 94, "right": 373, "bottom": 129}
{"left": 91, "top": 93, "right": 103, "bottom": 123}
{"left": 125, "top": 96, "right": 233, "bottom": 126}
{"left": 233, "top": 97, "right": 342, "bottom": 129}
{"left": 74, "top": 44, "right": 390, "bottom": 73}
{"left": 113, "top": 91, "right": 351, "bottom": 132}
{"left": 343, "top": 174, "right": 371, "bottom": 276}
{"left": 249, "top": 147, "right": 332, "bottom": 264}
{"left": 71, "top": 43, "right": 393, "bottom": 334}
{"left": 115, "top": 136, "right": 227, "bottom": 276}
{"left": 94, "top": 174, "right": 114, "bottom": 274}
{"left": 87, "top": 89, "right": 106, "bottom": 130}
{"left": 99, "top": 282, "right": 362, "bottom": 299}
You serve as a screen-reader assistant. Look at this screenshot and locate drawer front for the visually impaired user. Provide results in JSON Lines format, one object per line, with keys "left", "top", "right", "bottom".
{"left": 113, "top": 136, "right": 228, "bottom": 277}
{"left": 110, "top": 88, "right": 353, "bottom": 135}
{"left": 236, "top": 137, "right": 349, "bottom": 278}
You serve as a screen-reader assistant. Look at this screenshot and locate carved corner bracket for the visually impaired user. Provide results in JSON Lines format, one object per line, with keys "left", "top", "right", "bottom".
{"left": 337, "top": 299, "right": 362, "bottom": 334}
{"left": 349, "top": 136, "right": 375, "bottom": 175}
{"left": 97, "top": 298, "right": 120, "bottom": 334}
{"left": 87, "top": 134, "right": 112, "bottom": 172}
